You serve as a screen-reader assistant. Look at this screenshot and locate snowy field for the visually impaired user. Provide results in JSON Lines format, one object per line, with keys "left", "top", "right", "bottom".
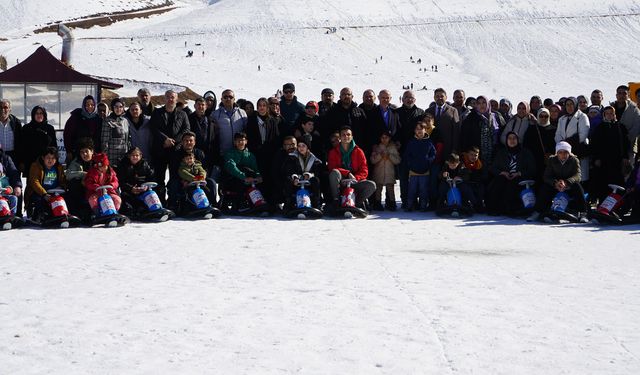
{"left": 2, "top": 214, "right": 640, "bottom": 374}
{"left": 2, "top": 0, "right": 640, "bottom": 373}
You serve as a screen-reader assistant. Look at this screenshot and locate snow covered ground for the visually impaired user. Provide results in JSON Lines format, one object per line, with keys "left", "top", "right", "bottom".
{"left": 2, "top": 0, "right": 640, "bottom": 373}
{"left": 2, "top": 214, "right": 640, "bottom": 374}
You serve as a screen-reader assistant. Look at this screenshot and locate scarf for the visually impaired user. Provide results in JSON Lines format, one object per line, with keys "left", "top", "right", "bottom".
{"left": 463, "top": 155, "right": 483, "bottom": 171}
{"left": 340, "top": 139, "right": 356, "bottom": 170}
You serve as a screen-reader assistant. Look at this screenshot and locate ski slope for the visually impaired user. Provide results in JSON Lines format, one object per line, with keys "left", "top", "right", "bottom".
{"left": 1, "top": 0, "right": 640, "bottom": 103}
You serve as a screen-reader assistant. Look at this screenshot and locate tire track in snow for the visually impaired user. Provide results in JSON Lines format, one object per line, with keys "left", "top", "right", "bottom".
{"left": 342, "top": 222, "right": 457, "bottom": 373}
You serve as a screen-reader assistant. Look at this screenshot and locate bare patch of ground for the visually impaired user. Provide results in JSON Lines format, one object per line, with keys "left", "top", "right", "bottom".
{"left": 34, "top": 1, "right": 175, "bottom": 34}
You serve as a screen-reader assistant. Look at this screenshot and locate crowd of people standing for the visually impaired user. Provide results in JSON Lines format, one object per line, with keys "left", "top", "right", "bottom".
{"left": 2, "top": 82, "right": 640, "bottom": 223}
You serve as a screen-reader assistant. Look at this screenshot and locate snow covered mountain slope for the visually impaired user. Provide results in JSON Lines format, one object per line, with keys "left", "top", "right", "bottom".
{"left": 1, "top": 0, "right": 639, "bottom": 103}
{"left": 0, "top": 0, "right": 640, "bottom": 106}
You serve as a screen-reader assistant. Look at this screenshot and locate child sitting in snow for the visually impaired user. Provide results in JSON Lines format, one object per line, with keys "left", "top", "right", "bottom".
{"left": 65, "top": 137, "right": 95, "bottom": 217}
{"left": 436, "top": 152, "right": 473, "bottom": 210}
{"left": 462, "top": 146, "right": 488, "bottom": 212}
{"left": 0, "top": 148, "right": 21, "bottom": 216}
{"left": 25, "top": 147, "right": 66, "bottom": 219}
{"left": 117, "top": 147, "right": 156, "bottom": 213}
{"left": 84, "top": 153, "right": 121, "bottom": 215}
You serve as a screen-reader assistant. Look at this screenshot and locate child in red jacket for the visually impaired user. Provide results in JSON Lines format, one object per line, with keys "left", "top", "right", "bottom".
{"left": 84, "top": 153, "right": 122, "bottom": 213}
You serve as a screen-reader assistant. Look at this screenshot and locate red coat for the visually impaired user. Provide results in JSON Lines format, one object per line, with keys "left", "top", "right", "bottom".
{"left": 84, "top": 167, "right": 119, "bottom": 198}
{"left": 327, "top": 144, "right": 369, "bottom": 181}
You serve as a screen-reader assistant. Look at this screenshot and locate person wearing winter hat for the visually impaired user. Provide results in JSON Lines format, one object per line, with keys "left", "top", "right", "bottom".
{"left": 526, "top": 141, "right": 587, "bottom": 222}
{"left": 84, "top": 152, "right": 122, "bottom": 214}
{"left": 318, "top": 88, "right": 335, "bottom": 116}
{"left": 292, "top": 100, "right": 321, "bottom": 144}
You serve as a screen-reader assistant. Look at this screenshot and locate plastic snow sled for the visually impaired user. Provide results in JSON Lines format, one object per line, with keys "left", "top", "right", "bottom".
{"left": 219, "top": 182, "right": 271, "bottom": 217}
{"left": 89, "top": 185, "right": 129, "bottom": 227}
{"left": 435, "top": 177, "right": 473, "bottom": 218}
{"left": 0, "top": 214, "right": 26, "bottom": 230}
{"left": 327, "top": 179, "right": 367, "bottom": 219}
{"left": 128, "top": 182, "right": 176, "bottom": 222}
{"left": 0, "top": 189, "right": 25, "bottom": 230}
{"left": 179, "top": 180, "right": 220, "bottom": 220}
{"left": 539, "top": 191, "right": 579, "bottom": 223}
{"left": 508, "top": 180, "right": 537, "bottom": 217}
{"left": 28, "top": 188, "right": 83, "bottom": 228}
{"left": 588, "top": 184, "right": 625, "bottom": 225}
{"left": 283, "top": 177, "right": 323, "bottom": 219}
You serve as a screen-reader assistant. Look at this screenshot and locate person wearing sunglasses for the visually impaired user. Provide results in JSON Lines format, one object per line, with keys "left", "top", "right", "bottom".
{"left": 279, "top": 83, "right": 305, "bottom": 136}
{"left": 210, "top": 89, "right": 248, "bottom": 160}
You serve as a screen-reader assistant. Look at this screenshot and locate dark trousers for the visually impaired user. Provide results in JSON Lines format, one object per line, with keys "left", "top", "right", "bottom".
{"left": 486, "top": 176, "right": 521, "bottom": 214}
{"left": 534, "top": 183, "right": 587, "bottom": 213}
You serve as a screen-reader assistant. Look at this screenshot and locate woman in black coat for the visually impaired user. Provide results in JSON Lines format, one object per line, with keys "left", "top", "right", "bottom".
{"left": 523, "top": 107, "right": 557, "bottom": 186}
{"left": 486, "top": 132, "right": 536, "bottom": 215}
{"left": 20, "top": 106, "right": 57, "bottom": 178}
{"left": 460, "top": 95, "right": 505, "bottom": 165}
{"left": 246, "top": 97, "right": 282, "bottom": 202}
{"left": 590, "top": 106, "right": 631, "bottom": 202}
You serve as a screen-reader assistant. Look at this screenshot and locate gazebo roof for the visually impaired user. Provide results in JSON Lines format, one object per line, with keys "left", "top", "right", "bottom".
{"left": 0, "top": 45, "right": 122, "bottom": 89}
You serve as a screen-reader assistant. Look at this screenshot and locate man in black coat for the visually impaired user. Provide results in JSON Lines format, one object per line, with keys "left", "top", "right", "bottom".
{"left": 149, "top": 90, "right": 190, "bottom": 203}
{"left": 395, "top": 90, "right": 425, "bottom": 208}
{"left": 321, "top": 87, "right": 368, "bottom": 153}
{"left": 189, "top": 97, "right": 219, "bottom": 173}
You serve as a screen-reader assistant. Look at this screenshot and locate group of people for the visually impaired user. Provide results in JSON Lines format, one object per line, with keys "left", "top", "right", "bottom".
{"left": 2, "top": 82, "right": 640, "bottom": 224}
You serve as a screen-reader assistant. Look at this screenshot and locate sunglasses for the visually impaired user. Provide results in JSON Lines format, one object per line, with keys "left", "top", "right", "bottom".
{"left": 283, "top": 90, "right": 294, "bottom": 94}
{"left": 222, "top": 95, "right": 234, "bottom": 99}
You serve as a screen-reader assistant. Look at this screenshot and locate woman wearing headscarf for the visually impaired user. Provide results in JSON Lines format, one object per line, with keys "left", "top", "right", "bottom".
{"left": 63, "top": 95, "right": 101, "bottom": 163}
{"left": 590, "top": 106, "right": 631, "bottom": 202}
{"left": 555, "top": 97, "right": 590, "bottom": 181}
{"left": 500, "top": 101, "right": 537, "bottom": 145}
{"left": 460, "top": 95, "right": 505, "bottom": 165}
{"left": 486, "top": 132, "right": 536, "bottom": 215}
{"left": 20, "top": 106, "right": 57, "bottom": 176}
{"left": 524, "top": 108, "right": 557, "bottom": 185}
{"left": 97, "top": 98, "right": 131, "bottom": 173}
